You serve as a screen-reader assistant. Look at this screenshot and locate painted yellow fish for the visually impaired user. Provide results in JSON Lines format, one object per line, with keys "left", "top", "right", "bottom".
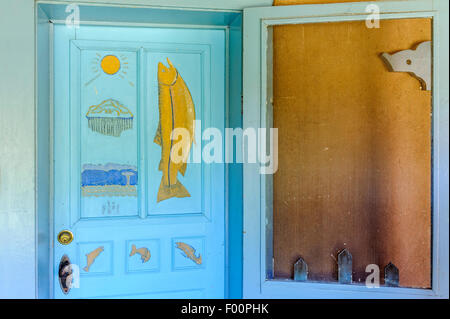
{"left": 129, "top": 244, "right": 151, "bottom": 263}
{"left": 83, "top": 246, "right": 104, "bottom": 272}
{"left": 175, "top": 242, "right": 202, "bottom": 265}
{"left": 154, "top": 58, "right": 195, "bottom": 202}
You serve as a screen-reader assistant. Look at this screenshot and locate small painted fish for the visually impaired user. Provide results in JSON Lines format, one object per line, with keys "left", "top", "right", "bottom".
{"left": 175, "top": 242, "right": 202, "bottom": 265}
{"left": 130, "top": 244, "right": 151, "bottom": 263}
{"left": 83, "top": 246, "right": 104, "bottom": 272}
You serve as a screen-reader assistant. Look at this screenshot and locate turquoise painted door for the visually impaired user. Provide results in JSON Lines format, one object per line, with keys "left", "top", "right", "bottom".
{"left": 53, "top": 24, "right": 225, "bottom": 298}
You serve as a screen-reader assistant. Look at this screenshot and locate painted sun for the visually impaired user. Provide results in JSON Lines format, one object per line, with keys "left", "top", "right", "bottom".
{"left": 85, "top": 53, "right": 134, "bottom": 87}
{"left": 101, "top": 55, "right": 121, "bottom": 75}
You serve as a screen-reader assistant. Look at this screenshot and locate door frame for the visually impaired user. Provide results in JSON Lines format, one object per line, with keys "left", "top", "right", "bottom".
{"left": 36, "top": 2, "right": 244, "bottom": 299}
{"left": 243, "top": 0, "right": 449, "bottom": 299}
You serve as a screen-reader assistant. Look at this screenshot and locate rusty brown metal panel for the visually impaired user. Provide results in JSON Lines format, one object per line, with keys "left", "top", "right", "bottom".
{"left": 272, "top": 18, "right": 432, "bottom": 288}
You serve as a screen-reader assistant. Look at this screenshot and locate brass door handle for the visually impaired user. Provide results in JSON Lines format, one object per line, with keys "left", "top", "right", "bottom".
{"left": 57, "top": 230, "right": 74, "bottom": 245}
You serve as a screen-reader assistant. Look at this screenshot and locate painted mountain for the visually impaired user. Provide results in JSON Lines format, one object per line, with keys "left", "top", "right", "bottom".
{"left": 81, "top": 163, "right": 138, "bottom": 197}
{"left": 86, "top": 99, "right": 134, "bottom": 137}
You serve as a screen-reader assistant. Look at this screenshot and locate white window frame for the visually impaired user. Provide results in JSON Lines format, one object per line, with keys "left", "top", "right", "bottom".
{"left": 243, "top": 0, "right": 449, "bottom": 299}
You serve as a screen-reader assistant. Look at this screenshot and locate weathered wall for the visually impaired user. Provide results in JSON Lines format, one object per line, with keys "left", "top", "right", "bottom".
{"left": 272, "top": 0, "right": 432, "bottom": 287}
{"left": 0, "top": 0, "right": 36, "bottom": 298}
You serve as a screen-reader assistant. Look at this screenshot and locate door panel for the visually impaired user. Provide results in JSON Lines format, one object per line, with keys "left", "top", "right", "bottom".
{"left": 54, "top": 25, "right": 225, "bottom": 298}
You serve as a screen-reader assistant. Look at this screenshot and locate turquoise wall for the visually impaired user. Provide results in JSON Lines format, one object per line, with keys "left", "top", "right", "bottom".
{"left": 0, "top": 0, "right": 36, "bottom": 299}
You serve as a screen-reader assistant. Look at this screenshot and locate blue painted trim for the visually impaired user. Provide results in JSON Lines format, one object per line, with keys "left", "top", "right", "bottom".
{"left": 243, "top": 0, "right": 449, "bottom": 299}
{"left": 431, "top": 0, "right": 449, "bottom": 299}
{"left": 228, "top": 14, "right": 243, "bottom": 299}
{"left": 37, "top": 0, "right": 272, "bottom": 11}
{"left": 38, "top": 2, "right": 242, "bottom": 26}
{"left": 36, "top": 5, "right": 51, "bottom": 299}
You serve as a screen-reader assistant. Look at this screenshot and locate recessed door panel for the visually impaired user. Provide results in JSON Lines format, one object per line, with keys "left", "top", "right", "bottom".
{"left": 80, "top": 48, "right": 139, "bottom": 219}
{"left": 145, "top": 48, "right": 208, "bottom": 217}
{"left": 53, "top": 24, "right": 225, "bottom": 298}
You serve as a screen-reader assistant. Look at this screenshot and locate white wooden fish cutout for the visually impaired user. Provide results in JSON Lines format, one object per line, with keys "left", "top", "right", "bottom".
{"left": 381, "top": 41, "right": 432, "bottom": 91}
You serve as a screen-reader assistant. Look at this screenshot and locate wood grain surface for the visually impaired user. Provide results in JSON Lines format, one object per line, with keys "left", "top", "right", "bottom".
{"left": 271, "top": 10, "right": 432, "bottom": 288}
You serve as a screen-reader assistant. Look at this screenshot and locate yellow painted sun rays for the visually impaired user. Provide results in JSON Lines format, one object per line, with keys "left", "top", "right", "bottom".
{"left": 85, "top": 53, "right": 134, "bottom": 87}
